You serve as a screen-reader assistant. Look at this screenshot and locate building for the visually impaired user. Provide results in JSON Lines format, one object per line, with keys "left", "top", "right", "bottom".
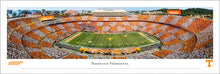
{"left": 92, "top": 10, "right": 127, "bottom": 17}
{"left": 41, "top": 9, "right": 46, "bottom": 16}
{"left": 143, "top": 11, "right": 164, "bottom": 15}
{"left": 64, "top": 10, "right": 78, "bottom": 16}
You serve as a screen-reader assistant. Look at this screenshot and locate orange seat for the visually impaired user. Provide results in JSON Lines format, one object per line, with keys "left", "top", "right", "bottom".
{"left": 50, "top": 25, "right": 60, "bottom": 31}
{"left": 90, "top": 22, "right": 97, "bottom": 26}
{"left": 165, "top": 26, "right": 175, "bottom": 32}
{"left": 87, "top": 16, "right": 93, "bottom": 20}
{"left": 47, "top": 34, "right": 57, "bottom": 40}
{"left": 95, "top": 26, "right": 103, "bottom": 31}
{"left": 97, "top": 17, "right": 104, "bottom": 21}
{"left": 174, "top": 29, "right": 186, "bottom": 37}
{"left": 153, "top": 15, "right": 163, "bottom": 22}
{"left": 124, "top": 25, "right": 132, "bottom": 31}
{"left": 40, "top": 41, "right": 52, "bottom": 47}
{"left": 61, "top": 23, "right": 70, "bottom": 28}
{"left": 121, "top": 16, "right": 128, "bottom": 20}
{"left": 15, "top": 28, "right": 26, "bottom": 34}
{"left": 155, "top": 24, "right": 164, "bottom": 29}
{"left": 10, "top": 36, "right": 22, "bottom": 45}
{"left": 153, "top": 49, "right": 173, "bottom": 58}
{"left": 56, "top": 30, "right": 64, "bottom": 35}
{"left": 187, "top": 18, "right": 213, "bottom": 33}
{"left": 163, "top": 38, "right": 181, "bottom": 45}
{"left": 8, "top": 21, "right": 19, "bottom": 29}
{"left": 110, "top": 26, "right": 117, "bottom": 31}
{"left": 144, "top": 27, "right": 152, "bottom": 32}
{"left": 38, "top": 28, "right": 51, "bottom": 34}
{"left": 26, "top": 32, "right": 43, "bottom": 41}
{"left": 22, "top": 40, "right": 38, "bottom": 48}
{"left": 22, "top": 18, "right": 33, "bottom": 24}
{"left": 181, "top": 37, "right": 196, "bottom": 52}
{"left": 103, "top": 22, "right": 110, "bottom": 26}
{"left": 109, "top": 17, "right": 116, "bottom": 21}
{"left": 164, "top": 16, "right": 174, "bottom": 23}
{"left": 29, "top": 24, "right": 38, "bottom": 28}
{"left": 175, "top": 17, "right": 189, "bottom": 26}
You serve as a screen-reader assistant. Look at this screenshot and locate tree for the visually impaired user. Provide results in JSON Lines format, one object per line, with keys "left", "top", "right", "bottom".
{"left": 46, "top": 11, "right": 52, "bottom": 15}
{"left": 53, "top": 11, "right": 60, "bottom": 15}
{"left": 12, "top": 13, "right": 17, "bottom": 18}
{"left": 182, "top": 8, "right": 213, "bottom": 16}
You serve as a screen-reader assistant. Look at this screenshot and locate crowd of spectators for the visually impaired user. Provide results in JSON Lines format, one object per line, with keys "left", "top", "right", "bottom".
{"left": 7, "top": 15, "right": 213, "bottom": 59}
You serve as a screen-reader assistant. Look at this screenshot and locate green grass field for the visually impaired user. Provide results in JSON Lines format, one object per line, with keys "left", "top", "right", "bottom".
{"left": 60, "top": 32, "right": 160, "bottom": 49}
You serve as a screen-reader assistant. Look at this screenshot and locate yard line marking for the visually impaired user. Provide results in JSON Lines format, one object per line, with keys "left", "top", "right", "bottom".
{"left": 64, "top": 32, "right": 82, "bottom": 43}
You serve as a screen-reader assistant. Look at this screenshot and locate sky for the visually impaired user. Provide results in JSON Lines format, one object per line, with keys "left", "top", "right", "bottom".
{"left": 7, "top": 7, "right": 213, "bottom": 11}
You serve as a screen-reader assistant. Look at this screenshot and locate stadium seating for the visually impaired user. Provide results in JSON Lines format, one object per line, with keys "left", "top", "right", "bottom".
{"left": 153, "top": 49, "right": 173, "bottom": 58}
{"left": 7, "top": 15, "right": 213, "bottom": 59}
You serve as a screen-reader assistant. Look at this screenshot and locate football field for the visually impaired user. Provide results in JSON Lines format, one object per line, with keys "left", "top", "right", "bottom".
{"left": 60, "top": 32, "right": 160, "bottom": 48}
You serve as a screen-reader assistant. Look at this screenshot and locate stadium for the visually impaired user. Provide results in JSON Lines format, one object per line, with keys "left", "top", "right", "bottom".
{"left": 7, "top": 9, "right": 213, "bottom": 59}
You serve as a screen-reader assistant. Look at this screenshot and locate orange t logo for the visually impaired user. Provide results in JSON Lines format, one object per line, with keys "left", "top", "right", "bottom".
{"left": 206, "top": 60, "right": 213, "bottom": 67}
